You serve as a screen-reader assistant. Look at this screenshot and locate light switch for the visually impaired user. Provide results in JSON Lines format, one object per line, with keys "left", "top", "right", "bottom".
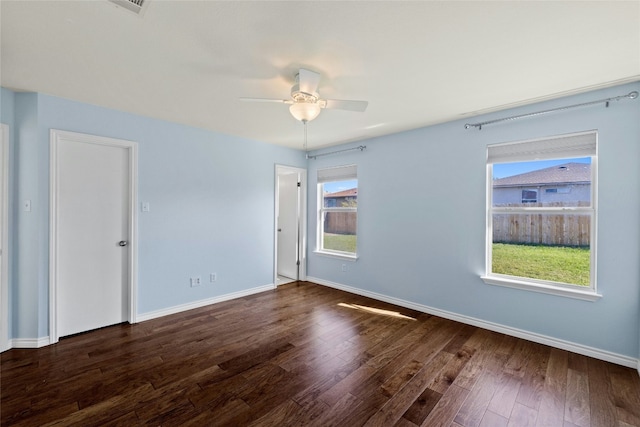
{"left": 23, "top": 200, "right": 31, "bottom": 212}
{"left": 141, "top": 202, "right": 150, "bottom": 212}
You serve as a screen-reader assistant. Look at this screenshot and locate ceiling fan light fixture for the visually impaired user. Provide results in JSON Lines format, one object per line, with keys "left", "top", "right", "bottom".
{"left": 289, "top": 102, "right": 321, "bottom": 122}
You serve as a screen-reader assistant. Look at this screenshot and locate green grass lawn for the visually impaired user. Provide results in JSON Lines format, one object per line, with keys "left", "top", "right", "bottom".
{"left": 323, "top": 233, "right": 357, "bottom": 253}
{"left": 492, "top": 243, "right": 590, "bottom": 286}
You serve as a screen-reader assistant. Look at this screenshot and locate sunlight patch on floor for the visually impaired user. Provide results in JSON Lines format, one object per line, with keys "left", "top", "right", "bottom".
{"left": 337, "top": 303, "right": 416, "bottom": 320}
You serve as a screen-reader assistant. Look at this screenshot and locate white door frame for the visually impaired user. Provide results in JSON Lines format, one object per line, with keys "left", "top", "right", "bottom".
{"left": 49, "top": 129, "right": 138, "bottom": 344}
{"left": 0, "top": 124, "right": 9, "bottom": 352}
{"left": 274, "top": 165, "right": 307, "bottom": 285}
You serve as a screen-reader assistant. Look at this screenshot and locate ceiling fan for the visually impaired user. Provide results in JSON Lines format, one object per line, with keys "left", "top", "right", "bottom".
{"left": 241, "top": 68, "right": 368, "bottom": 123}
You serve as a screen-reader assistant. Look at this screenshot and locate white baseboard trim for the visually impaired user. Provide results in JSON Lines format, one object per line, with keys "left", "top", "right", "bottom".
{"left": 10, "top": 336, "right": 51, "bottom": 349}
{"left": 6, "top": 284, "right": 276, "bottom": 350}
{"left": 136, "top": 283, "right": 276, "bottom": 323}
{"left": 308, "top": 276, "right": 640, "bottom": 370}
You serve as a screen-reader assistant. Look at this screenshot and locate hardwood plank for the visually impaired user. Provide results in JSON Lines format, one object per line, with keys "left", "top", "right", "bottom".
{"left": 402, "top": 387, "right": 442, "bottom": 425}
{"left": 567, "top": 352, "right": 589, "bottom": 373}
{"left": 246, "top": 399, "right": 306, "bottom": 426}
{"left": 608, "top": 363, "right": 640, "bottom": 426}
{"left": 479, "top": 409, "right": 509, "bottom": 427}
{"left": 363, "top": 351, "right": 452, "bottom": 426}
{"left": 380, "top": 359, "right": 425, "bottom": 399}
{"left": 290, "top": 352, "right": 371, "bottom": 409}
{"left": 395, "top": 417, "right": 419, "bottom": 427}
{"left": 536, "top": 347, "right": 568, "bottom": 427}
{"left": 421, "top": 384, "right": 470, "bottom": 427}
{"left": 343, "top": 317, "right": 462, "bottom": 406}
{"left": 316, "top": 315, "right": 449, "bottom": 407}
{"left": 508, "top": 402, "right": 538, "bottom": 427}
{"left": 1, "top": 282, "right": 638, "bottom": 426}
{"left": 504, "top": 339, "right": 537, "bottom": 379}
{"left": 39, "top": 383, "right": 156, "bottom": 427}
{"left": 429, "top": 346, "right": 476, "bottom": 395}
{"left": 454, "top": 371, "right": 500, "bottom": 427}
{"left": 442, "top": 324, "right": 477, "bottom": 354}
{"left": 453, "top": 329, "right": 503, "bottom": 390}
{"left": 564, "top": 368, "right": 591, "bottom": 427}
{"left": 515, "top": 343, "right": 550, "bottom": 410}
{"left": 488, "top": 373, "right": 521, "bottom": 418}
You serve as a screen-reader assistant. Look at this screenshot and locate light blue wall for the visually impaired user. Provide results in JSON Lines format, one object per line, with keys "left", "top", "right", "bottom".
{"left": 307, "top": 82, "right": 640, "bottom": 360}
{"left": 4, "top": 90, "right": 306, "bottom": 339}
{"left": 3, "top": 83, "right": 639, "bottom": 361}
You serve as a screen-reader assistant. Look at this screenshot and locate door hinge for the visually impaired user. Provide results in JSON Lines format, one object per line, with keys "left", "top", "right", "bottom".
{"left": 296, "top": 260, "right": 300, "bottom": 266}
{"left": 297, "top": 182, "right": 301, "bottom": 187}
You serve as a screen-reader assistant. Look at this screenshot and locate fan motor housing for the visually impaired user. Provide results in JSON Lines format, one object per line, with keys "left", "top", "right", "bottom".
{"left": 291, "top": 83, "right": 319, "bottom": 103}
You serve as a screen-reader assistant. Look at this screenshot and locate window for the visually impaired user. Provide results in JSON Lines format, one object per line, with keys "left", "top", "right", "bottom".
{"left": 521, "top": 189, "right": 538, "bottom": 203}
{"left": 316, "top": 165, "right": 357, "bottom": 258}
{"left": 482, "top": 131, "right": 600, "bottom": 300}
{"left": 545, "top": 187, "right": 570, "bottom": 194}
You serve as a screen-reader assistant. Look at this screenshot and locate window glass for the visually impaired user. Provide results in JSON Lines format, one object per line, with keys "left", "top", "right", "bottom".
{"left": 491, "top": 213, "right": 591, "bottom": 286}
{"left": 317, "top": 173, "right": 357, "bottom": 257}
{"left": 486, "top": 131, "right": 596, "bottom": 294}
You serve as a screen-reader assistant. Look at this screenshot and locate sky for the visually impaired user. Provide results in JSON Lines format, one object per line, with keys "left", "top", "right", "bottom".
{"left": 321, "top": 157, "right": 591, "bottom": 191}
{"left": 323, "top": 179, "right": 357, "bottom": 193}
{"left": 492, "top": 157, "right": 591, "bottom": 179}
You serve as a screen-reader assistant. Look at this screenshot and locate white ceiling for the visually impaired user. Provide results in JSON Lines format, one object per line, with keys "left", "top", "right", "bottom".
{"left": 1, "top": 1, "right": 639, "bottom": 150}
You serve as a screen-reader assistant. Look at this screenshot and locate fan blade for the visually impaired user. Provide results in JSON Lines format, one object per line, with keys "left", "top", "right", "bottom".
{"left": 298, "top": 68, "right": 321, "bottom": 95}
{"left": 239, "top": 97, "right": 292, "bottom": 104}
{"left": 322, "top": 99, "right": 368, "bottom": 112}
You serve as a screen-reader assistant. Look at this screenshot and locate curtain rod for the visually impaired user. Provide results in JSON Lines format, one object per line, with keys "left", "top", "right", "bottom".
{"left": 464, "top": 90, "right": 638, "bottom": 130}
{"left": 306, "top": 145, "right": 366, "bottom": 160}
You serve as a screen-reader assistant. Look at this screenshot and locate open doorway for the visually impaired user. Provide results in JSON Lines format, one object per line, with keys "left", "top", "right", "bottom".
{"left": 274, "top": 165, "right": 307, "bottom": 286}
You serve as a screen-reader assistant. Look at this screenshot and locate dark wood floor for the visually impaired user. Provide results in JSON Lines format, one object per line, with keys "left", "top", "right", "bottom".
{"left": 1, "top": 282, "right": 639, "bottom": 426}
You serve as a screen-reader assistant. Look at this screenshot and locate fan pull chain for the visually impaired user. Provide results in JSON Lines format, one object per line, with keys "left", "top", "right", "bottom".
{"left": 303, "top": 120, "right": 308, "bottom": 152}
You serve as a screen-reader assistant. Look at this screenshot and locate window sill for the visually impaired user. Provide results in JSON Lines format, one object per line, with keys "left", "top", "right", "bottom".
{"left": 481, "top": 274, "right": 602, "bottom": 301}
{"left": 313, "top": 250, "right": 358, "bottom": 261}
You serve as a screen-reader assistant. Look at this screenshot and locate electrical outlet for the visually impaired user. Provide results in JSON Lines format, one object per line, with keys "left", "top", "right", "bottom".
{"left": 341, "top": 264, "right": 347, "bottom": 272}
{"left": 190, "top": 277, "right": 201, "bottom": 287}
{"left": 210, "top": 273, "right": 217, "bottom": 283}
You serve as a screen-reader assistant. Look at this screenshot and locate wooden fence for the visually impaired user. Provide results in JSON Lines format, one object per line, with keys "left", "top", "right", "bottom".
{"left": 325, "top": 212, "right": 357, "bottom": 235}
{"left": 492, "top": 203, "right": 590, "bottom": 247}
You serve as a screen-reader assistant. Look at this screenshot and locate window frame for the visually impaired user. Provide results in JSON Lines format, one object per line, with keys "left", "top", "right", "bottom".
{"left": 315, "top": 165, "right": 358, "bottom": 260}
{"left": 481, "top": 131, "right": 601, "bottom": 301}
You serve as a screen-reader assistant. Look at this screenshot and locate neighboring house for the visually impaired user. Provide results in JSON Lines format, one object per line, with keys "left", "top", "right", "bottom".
{"left": 323, "top": 188, "right": 357, "bottom": 235}
{"left": 324, "top": 188, "right": 357, "bottom": 207}
{"left": 493, "top": 162, "right": 591, "bottom": 206}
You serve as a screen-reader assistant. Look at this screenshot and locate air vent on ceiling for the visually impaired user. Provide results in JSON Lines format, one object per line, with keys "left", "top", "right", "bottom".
{"left": 108, "top": 0, "right": 148, "bottom": 16}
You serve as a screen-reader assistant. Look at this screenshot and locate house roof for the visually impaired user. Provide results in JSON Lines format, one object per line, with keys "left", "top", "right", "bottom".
{"left": 494, "top": 163, "right": 591, "bottom": 187}
{"left": 325, "top": 188, "right": 358, "bottom": 198}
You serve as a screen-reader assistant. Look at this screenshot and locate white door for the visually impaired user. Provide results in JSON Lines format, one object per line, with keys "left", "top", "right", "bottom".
{"left": 51, "top": 130, "right": 135, "bottom": 339}
{"left": 0, "top": 124, "right": 8, "bottom": 352}
{"left": 277, "top": 172, "right": 299, "bottom": 280}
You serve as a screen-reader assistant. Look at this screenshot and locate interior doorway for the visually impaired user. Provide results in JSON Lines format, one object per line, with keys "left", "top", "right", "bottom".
{"left": 50, "top": 130, "right": 138, "bottom": 343}
{"left": 275, "top": 165, "right": 307, "bottom": 286}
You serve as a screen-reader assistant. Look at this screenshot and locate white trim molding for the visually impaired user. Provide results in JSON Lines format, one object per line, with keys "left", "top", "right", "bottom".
{"left": 308, "top": 276, "right": 638, "bottom": 370}
{"left": 10, "top": 337, "right": 51, "bottom": 349}
{"left": 481, "top": 275, "right": 602, "bottom": 301}
{"left": 0, "top": 124, "right": 9, "bottom": 353}
{"left": 137, "top": 284, "right": 275, "bottom": 323}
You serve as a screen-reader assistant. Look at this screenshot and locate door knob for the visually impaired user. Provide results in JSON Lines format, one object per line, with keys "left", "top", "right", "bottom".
{"left": 118, "top": 240, "right": 128, "bottom": 247}
{"left": 278, "top": 228, "right": 282, "bottom": 232}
